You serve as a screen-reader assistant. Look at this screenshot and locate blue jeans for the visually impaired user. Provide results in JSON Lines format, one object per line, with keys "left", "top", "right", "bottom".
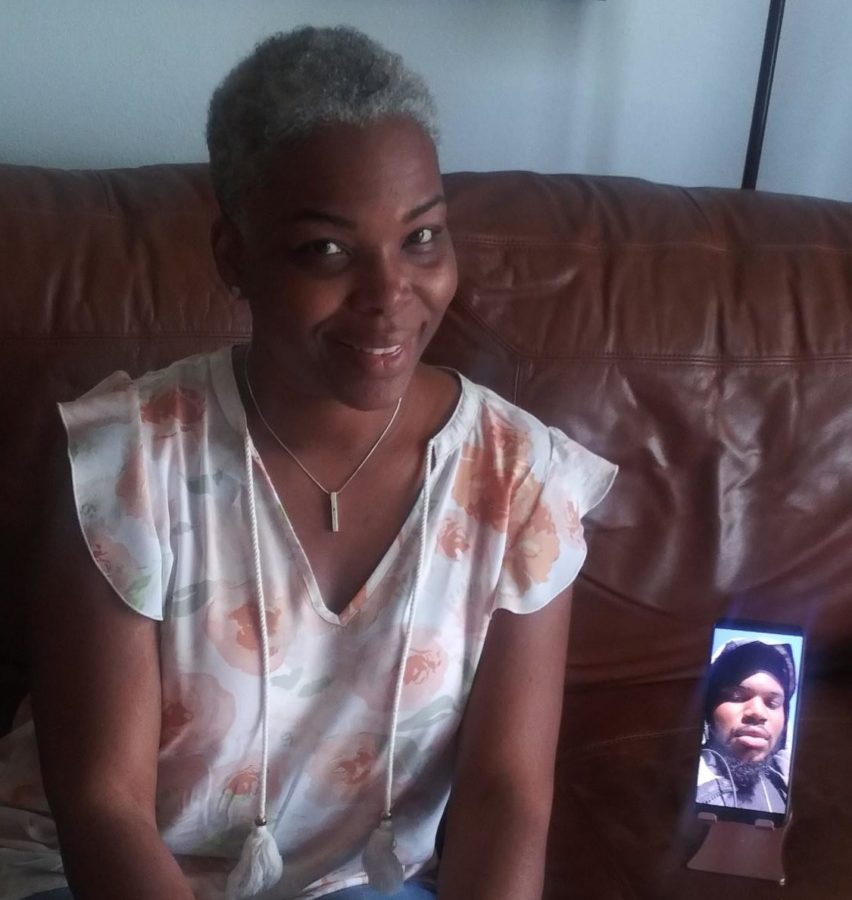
{"left": 26, "top": 892, "right": 74, "bottom": 900}
{"left": 326, "top": 884, "right": 435, "bottom": 899}
{"left": 28, "top": 882, "right": 436, "bottom": 899}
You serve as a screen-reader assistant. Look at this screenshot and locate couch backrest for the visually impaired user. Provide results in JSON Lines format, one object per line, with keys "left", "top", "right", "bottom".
{"left": 2, "top": 163, "right": 851, "bottom": 730}
{"left": 440, "top": 172, "right": 852, "bottom": 687}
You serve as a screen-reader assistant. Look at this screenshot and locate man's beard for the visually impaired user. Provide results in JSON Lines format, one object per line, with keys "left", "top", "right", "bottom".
{"left": 707, "top": 741, "right": 775, "bottom": 793}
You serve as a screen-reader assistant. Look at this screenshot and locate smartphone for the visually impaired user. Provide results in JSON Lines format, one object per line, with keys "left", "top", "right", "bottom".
{"left": 694, "top": 618, "right": 805, "bottom": 826}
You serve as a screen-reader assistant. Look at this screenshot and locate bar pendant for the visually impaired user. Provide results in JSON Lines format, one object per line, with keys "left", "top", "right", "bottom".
{"left": 330, "top": 491, "right": 339, "bottom": 533}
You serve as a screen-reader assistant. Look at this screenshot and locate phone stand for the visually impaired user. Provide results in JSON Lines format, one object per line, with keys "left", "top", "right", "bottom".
{"left": 687, "top": 811, "right": 791, "bottom": 884}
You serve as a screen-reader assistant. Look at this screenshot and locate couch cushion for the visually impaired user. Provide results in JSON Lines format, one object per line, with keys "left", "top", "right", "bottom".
{"left": 544, "top": 676, "right": 852, "bottom": 899}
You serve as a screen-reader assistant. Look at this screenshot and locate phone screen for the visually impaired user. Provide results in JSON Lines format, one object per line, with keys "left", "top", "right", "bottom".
{"left": 694, "top": 619, "right": 805, "bottom": 825}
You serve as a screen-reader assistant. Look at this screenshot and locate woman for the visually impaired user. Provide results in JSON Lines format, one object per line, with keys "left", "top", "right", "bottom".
{"left": 0, "top": 26, "right": 616, "bottom": 900}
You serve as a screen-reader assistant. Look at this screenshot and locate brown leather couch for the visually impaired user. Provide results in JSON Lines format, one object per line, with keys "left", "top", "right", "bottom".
{"left": 2, "top": 163, "right": 851, "bottom": 899}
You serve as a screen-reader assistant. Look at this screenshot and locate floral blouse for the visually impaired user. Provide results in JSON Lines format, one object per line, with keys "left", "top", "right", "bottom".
{"left": 0, "top": 347, "right": 616, "bottom": 899}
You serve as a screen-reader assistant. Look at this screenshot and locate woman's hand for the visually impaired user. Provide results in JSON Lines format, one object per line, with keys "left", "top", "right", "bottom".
{"left": 27, "top": 424, "right": 194, "bottom": 900}
{"left": 437, "top": 588, "right": 573, "bottom": 900}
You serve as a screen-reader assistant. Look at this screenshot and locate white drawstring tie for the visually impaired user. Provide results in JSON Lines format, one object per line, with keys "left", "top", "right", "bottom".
{"left": 226, "top": 432, "right": 284, "bottom": 899}
{"left": 363, "top": 438, "right": 436, "bottom": 894}
{"left": 234, "top": 415, "right": 436, "bottom": 898}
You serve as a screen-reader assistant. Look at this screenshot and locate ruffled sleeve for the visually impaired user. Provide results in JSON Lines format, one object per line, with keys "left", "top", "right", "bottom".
{"left": 493, "top": 427, "right": 617, "bottom": 615}
{"left": 58, "top": 371, "right": 172, "bottom": 620}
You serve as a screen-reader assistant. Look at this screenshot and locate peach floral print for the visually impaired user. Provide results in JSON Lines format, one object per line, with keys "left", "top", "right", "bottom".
{"left": 85, "top": 529, "right": 150, "bottom": 608}
{"left": 159, "top": 672, "right": 237, "bottom": 754}
{"left": 216, "top": 765, "right": 266, "bottom": 821}
{"left": 208, "top": 758, "right": 287, "bottom": 828}
{"left": 452, "top": 411, "right": 532, "bottom": 532}
{"left": 402, "top": 632, "right": 447, "bottom": 707}
{"left": 503, "top": 492, "right": 560, "bottom": 594}
{"left": 140, "top": 385, "right": 205, "bottom": 436}
{"left": 437, "top": 517, "right": 470, "bottom": 560}
{"left": 563, "top": 499, "right": 584, "bottom": 544}
{"left": 115, "top": 444, "right": 147, "bottom": 519}
{"left": 224, "top": 766, "right": 261, "bottom": 800}
{"left": 87, "top": 532, "right": 135, "bottom": 590}
{"left": 305, "top": 733, "right": 382, "bottom": 805}
{"left": 230, "top": 602, "right": 281, "bottom": 651}
{"left": 161, "top": 699, "right": 193, "bottom": 734}
{"left": 203, "top": 585, "right": 287, "bottom": 675}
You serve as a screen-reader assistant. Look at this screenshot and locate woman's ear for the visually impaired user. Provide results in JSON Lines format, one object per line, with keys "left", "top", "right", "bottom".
{"left": 211, "top": 216, "right": 246, "bottom": 295}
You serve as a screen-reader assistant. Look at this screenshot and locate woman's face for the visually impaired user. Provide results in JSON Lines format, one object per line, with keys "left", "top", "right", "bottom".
{"left": 216, "top": 117, "right": 457, "bottom": 411}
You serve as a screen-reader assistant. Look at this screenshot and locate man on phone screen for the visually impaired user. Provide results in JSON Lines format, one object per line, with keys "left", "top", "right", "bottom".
{"left": 696, "top": 640, "right": 796, "bottom": 813}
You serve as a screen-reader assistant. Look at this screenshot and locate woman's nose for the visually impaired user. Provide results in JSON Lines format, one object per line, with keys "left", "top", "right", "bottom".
{"left": 350, "top": 252, "right": 408, "bottom": 313}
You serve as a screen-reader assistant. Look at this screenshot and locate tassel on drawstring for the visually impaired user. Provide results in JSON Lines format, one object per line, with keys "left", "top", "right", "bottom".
{"left": 226, "top": 817, "right": 284, "bottom": 899}
{"left": 363, "top": 440, "right": 435, "bottom": 895}
{"left": 363, "top": 815, "right": 405, "bottom": 895}
{"left": 233, "top": 427, "right": 282, "bottom": 899}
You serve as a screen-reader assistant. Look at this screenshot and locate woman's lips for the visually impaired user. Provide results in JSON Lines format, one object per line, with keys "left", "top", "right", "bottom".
{"left": 333, "top": 337, "right": 411, "bottom": 374}
{"left": 349, "top": 343, "right": 402, "bottom": 356}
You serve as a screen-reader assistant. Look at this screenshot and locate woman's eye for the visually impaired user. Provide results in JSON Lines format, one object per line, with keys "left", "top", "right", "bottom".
{"left": 292, "top": 239, "right": 346, "bottom": 258}
{"left": 306, "top": 239, "right": 344, "bottom": 256}
{"left": 290, "top": 239, "right": 349, "bottom": 272}
{"left": 406, "top": 226, "right": 439, "bottom": 247}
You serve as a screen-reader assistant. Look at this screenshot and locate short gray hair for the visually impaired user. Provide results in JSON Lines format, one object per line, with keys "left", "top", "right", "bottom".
{"left": 207, "top": 26, "right": 438, "bottom": 218}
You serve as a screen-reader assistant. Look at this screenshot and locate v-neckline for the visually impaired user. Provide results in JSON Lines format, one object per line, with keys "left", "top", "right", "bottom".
{"left": 211, "top": 345, "right": 470, "bottom": 628}
{"left": 246, "top": 439, "right": 422, "bottom": 626}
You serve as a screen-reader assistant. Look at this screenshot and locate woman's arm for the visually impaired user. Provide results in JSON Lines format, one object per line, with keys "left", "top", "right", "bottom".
{"left": 28, "top": 433, "right": 194, "bottom": 900}
{"left": 437, "top": 588, "right": 573, "bottom": 900}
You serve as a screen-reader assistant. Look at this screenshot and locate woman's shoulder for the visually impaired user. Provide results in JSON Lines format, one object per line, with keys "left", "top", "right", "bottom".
{"left": 54, "top": 351, "right": 235, "bottom": 622}
{"left": 60, "top": 348, "right": 231, "bottom": 436}
{"left": 466, "top": 378, "right": 551, "bottom": 436}
{"left": 72, "top": 348, "right": 224, "bottom": 406}
{"left": 455, "top": 375, "right": 604, "bottom": 462}
{"left": 450, "top": 373, "right": 618, "bottom": 514}
{"left": 133, "top": 350, "right": 222, "bottom": 432}
{"left": 444, "top": 373, "right": 547, "bottom": 450}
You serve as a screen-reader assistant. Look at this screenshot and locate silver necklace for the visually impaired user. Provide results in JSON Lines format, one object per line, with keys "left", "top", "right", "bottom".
{"left": 242, "top": 349, "right": 402, "bottom": 533}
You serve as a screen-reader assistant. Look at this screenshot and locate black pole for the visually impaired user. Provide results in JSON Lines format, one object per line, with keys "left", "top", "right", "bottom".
{"left": 741, "top": 0, "right": 786, "bottom": 190}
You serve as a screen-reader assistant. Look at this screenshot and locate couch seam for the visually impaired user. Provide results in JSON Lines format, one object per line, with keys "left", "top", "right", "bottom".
{"left": 563, "top": 726, "right": 696, "bottom": 759}
{"left": 6, "top": 336, "right": 852, "bottom": 367}
{"left": 444, "top": 301, "right": 852, "bottom": 366}
{"left": 452, "top": 235, "right": 852, "bottom": 255}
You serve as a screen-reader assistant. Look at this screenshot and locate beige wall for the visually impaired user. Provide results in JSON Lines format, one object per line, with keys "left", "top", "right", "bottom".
{"left": 0, "top": 0, "right": 848, "bottom": 200}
